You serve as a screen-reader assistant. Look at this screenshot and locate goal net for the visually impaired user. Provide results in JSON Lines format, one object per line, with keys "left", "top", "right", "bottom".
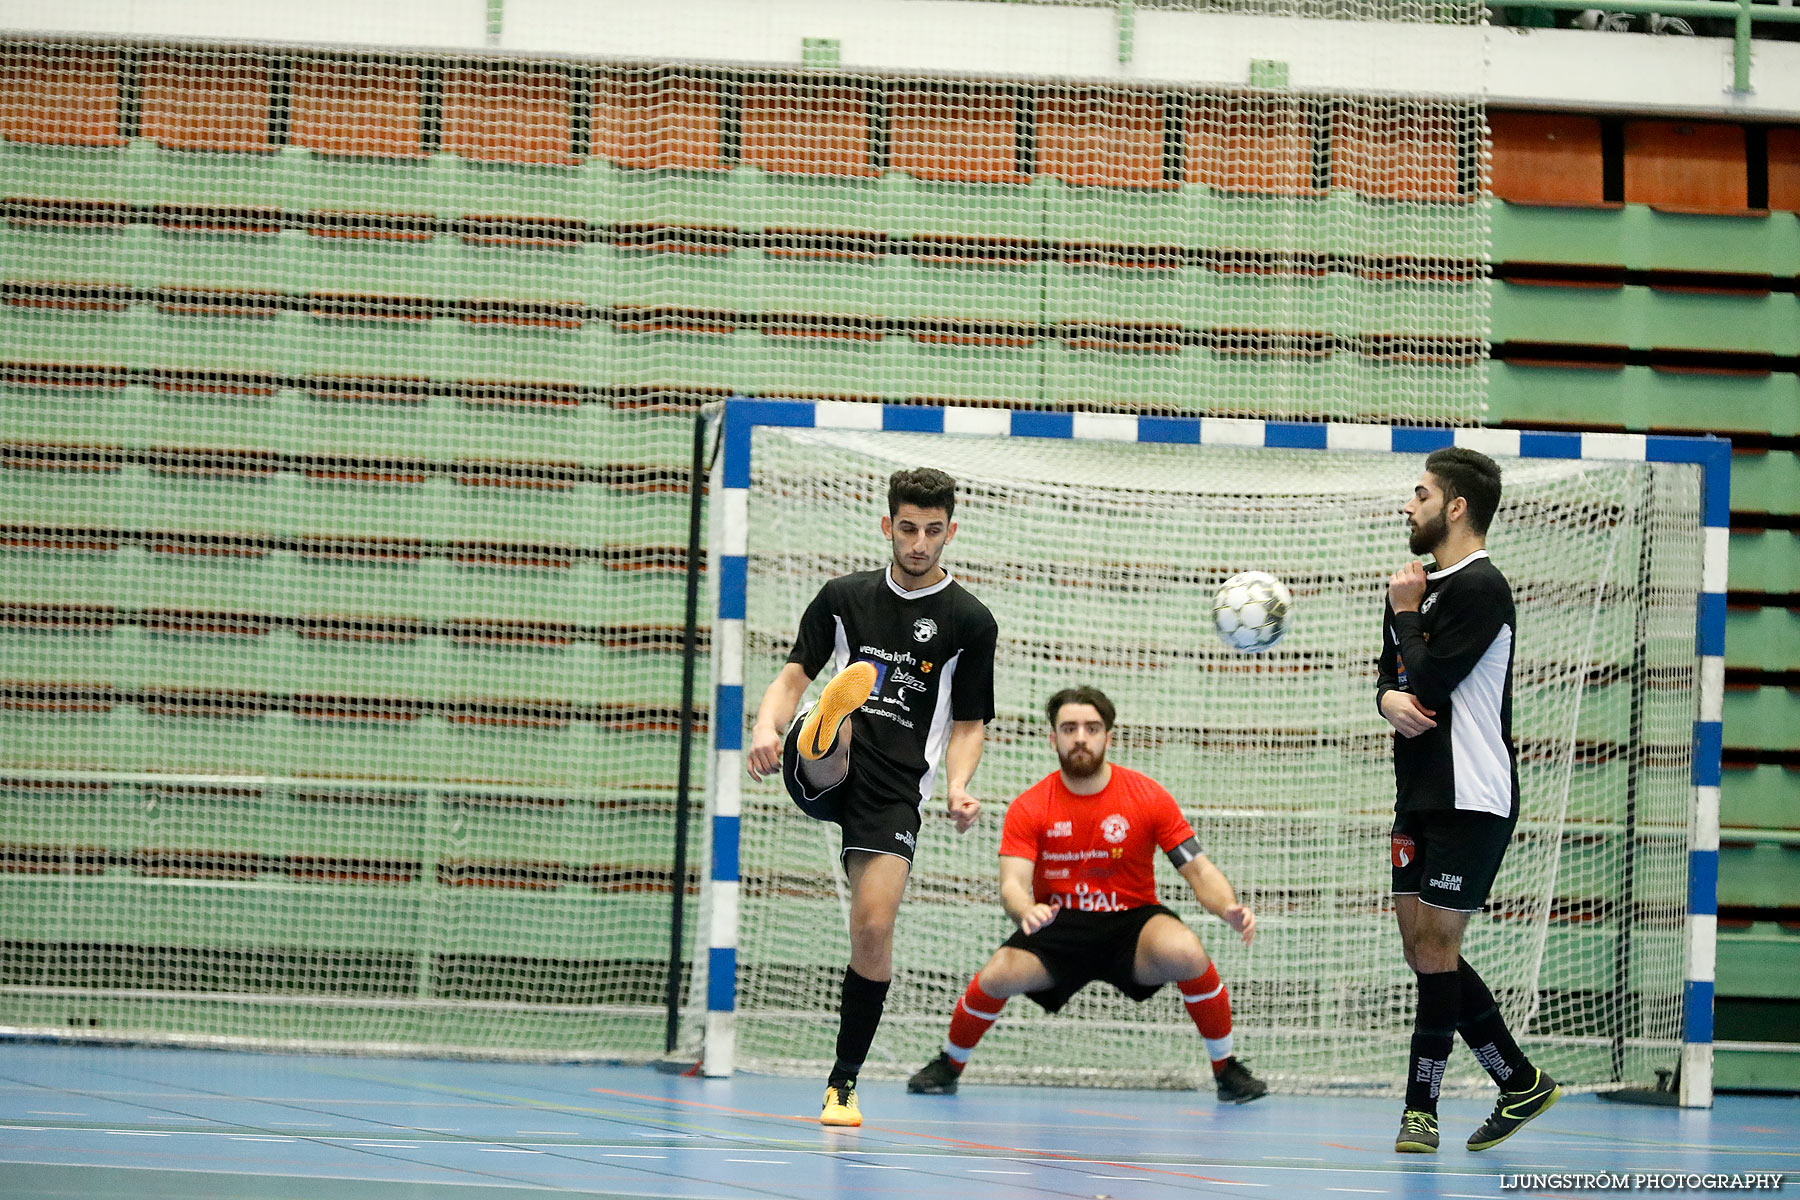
{"left": 721, "top": 422, "right": 1704, "bottom": 1096}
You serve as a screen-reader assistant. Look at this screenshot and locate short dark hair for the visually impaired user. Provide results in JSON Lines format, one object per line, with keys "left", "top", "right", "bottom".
{"left": 1045, "top": 686, "right": 1116, "bottom": 731}
{"left": 888, "top": 467, "right": 957, "bottom": 520}
{"left": 1425, "top": 446, "right": 1502, "bottom": 536}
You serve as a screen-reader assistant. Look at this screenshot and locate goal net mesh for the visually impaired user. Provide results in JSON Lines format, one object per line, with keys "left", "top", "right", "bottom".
{"left": 727, "top": 426, "right": 1701, "bottom": 1095}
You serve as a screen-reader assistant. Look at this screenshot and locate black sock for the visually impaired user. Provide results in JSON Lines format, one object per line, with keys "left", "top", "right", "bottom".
{"left": 1406, "top": 970, "right": 1459, "bottom": 1114}
{"left": 1456, "top": 957, "right": 1533, "bottom": 1089}
{"left": 830, "top": 967, "right": 890, "bottom": 1086}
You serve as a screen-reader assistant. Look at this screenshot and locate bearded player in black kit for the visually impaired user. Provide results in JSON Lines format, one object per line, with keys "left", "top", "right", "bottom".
{"left": 1379, "top": 446, "right": 1559, "bottom": 1154}
{"left": 746, "top": 467, "right": 998, "bottom": 1127}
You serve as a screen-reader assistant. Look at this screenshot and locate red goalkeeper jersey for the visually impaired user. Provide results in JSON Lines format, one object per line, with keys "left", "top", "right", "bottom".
{"left": 999, "top": 764, "right": 1196, "bottom": 913}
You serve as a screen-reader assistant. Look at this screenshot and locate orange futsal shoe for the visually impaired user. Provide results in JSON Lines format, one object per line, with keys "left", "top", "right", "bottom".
{"left": 797, "top": 662, "right": 876, "bottom": 760}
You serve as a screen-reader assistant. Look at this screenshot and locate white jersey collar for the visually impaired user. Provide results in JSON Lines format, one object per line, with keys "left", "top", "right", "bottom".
{"left": 885, "top": 565, "right": 955, "bottom": 600}
{"left": 1426, "top": 548, "right": 1489, "bottom": 582}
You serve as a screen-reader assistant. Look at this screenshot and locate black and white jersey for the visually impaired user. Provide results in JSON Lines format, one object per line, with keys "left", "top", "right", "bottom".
{"left": 1376, "top": 550, "right": 1519, "bottom": 818}
{"left": 789, "top": 568, "right": 998, "bottom": 807}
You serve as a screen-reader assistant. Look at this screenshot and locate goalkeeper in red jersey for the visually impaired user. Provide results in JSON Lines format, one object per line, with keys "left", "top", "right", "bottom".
{"left": 907, "top": 685, "right": 1266, "bottom": 1103}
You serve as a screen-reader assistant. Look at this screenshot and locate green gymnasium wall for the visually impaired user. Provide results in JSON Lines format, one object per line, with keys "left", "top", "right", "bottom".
{"left": 1489, "top": 111, "right": 1800, "bottom": 1091}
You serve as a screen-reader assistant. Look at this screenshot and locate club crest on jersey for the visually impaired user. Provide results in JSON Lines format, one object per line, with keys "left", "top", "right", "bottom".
{"left": 1392, "top": 832, "right": 1415, "bottom": 868}
{"left": 912, "top": 617, "right": 937, "bottom": 643}
{"left": 1101, "top": 814, "right": 1129, "bottom": 844}
{"left": 1420, "top": 592, "right": 1439, "bottom": 614}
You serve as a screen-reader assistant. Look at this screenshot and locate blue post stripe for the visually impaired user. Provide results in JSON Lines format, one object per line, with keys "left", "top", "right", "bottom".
{"left": 1687, "top": 849, "right": 1718, "bottom": 917}
{"left": 883, "top": 404, "right": 944, "bottom": 433}
{"left": 1692, "top": 722, "right": 1723, "bottom": 788}
{"left": 1011, "top": 409, "right": 1073, "bottom": 440}
{"left": 1392, "top": 426, "right": 1455, "bottom": 453}
{"left": 1697, "top": 592, "right": 1726, "bottom": 657}
{"left": 713, "top": 685, "right": 743, "bottom": 752}
{"left": 1265, "top": 421, "right": 1329, "bottom": 450}
{"left": 1683, "top": 980, "right": 1714, "bottom": 1044}
{"left": 1699, "top": 441, "right": 1732, "bottom": 529}
{"left": 708, "top": 946, "right": 737, "bottom": 1012}
{"left": 1519, "top": 430, "right": 1582, "bottom": 459}
{"left": 1138, "top": 415, "right": 1200, "bottom": 444}
{"left": 717, "top": 555, "right": 747, "bottom": 620}
{"left": 711, "top": 814, "right": 739, "bottom": 882}
{"left": 723, "top": 407, "right": 755, "bottom": 489}
{"left": 724, "top": 399, "right": 815, "bottom": 487}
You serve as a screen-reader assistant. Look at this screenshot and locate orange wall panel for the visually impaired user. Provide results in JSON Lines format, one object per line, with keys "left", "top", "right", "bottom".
{"left": 1331, "top": 103, "right": 1468, "bottom": 201}
{"left": 1038, "top": 90, "right": 1167, "bottom": 189}
{"left": 1623, "top": 120, "right": 1747, "bottom": 212}
{"left": 1489, "top": 111, "right": 1604, "bottom": 206}
{"left": 290, "top": 60, "right": 427, "bottom": 159}
{"left": 1186, "top": 96, "right": 1314, "bottom": 195}
{"left": 442, "top": 66, "right": 577, "bottom": 166}
{"left": 1762, "top": 127, "right": 1799, "bottom": 215}
{"left": 741, "top": 83, "right": 878, "bottom": 179}
{"left": 593, "top": 73, "right": 725, "bottom": 172}
{"left": 0, "top": 45, "right": 126, "bottom": 147}
{"left": 141, "top": 51, "right": 274, "bottom": 153}
{"left": 889, "top": 87, "right": 1025, "bottom": 185}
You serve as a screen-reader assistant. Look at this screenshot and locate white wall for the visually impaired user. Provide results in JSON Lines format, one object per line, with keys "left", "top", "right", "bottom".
{"left": 6, "top": 0, "right": 1800, "bottom": 118}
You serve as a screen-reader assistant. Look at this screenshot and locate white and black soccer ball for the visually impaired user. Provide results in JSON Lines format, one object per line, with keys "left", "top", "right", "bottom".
{"left": 1212, "top": 570, "right": 1294, "bottom": 653}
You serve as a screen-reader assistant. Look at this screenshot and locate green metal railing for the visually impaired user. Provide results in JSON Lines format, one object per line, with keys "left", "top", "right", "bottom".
{"left": 1107, "top": 0, "right": 1798, "bottom": 93}
{"left": 1500, "top": 0, "right": 1800, "bottom": 94}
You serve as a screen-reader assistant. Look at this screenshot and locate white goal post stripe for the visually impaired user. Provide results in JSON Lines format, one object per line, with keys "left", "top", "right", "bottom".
{"left": 703, "top": 399, "right": 1729, "bottom": 1103}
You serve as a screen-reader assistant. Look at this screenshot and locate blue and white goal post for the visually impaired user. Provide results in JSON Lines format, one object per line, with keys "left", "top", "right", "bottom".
{"left": 701, "top": 397, "right": 1726, "bottom": 1107}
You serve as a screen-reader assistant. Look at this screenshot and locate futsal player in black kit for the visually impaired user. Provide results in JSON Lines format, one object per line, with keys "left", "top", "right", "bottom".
{"left": 1378, "top": 446, "right": 1559, "bottom": 1153}
{"left": 746, "top": 467, "right": 998, "bottom": 1127}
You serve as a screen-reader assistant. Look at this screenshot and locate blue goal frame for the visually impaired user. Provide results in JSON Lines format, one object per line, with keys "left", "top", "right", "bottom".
{"left": 702, "top": 397, "right": 1729, "bottom": 1106}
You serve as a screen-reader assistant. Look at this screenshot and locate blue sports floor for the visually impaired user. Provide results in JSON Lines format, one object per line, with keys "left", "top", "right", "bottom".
{"left": 0, "top": 1044, "right": 1792, "bottom": 1199}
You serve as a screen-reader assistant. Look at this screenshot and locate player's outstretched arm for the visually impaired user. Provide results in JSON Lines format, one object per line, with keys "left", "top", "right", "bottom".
{"left": 943, "top": 719, "right": 985, "bottom": 833}
{"left": 999, "top": 856, "right": 1058, "bottom": 934}
{"left": 1178, "top": 855, "right": 1256, "bottom": 946}
{"left": 747, "top": 661, "right": 812, "bottom": 781}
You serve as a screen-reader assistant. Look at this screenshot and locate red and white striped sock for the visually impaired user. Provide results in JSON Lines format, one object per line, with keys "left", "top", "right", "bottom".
{"left": 944, "top": 976, "right": 1007, "bottom": 1067}
{"left": 1179, "top": 963, "right": 1235, "bottom": 1073}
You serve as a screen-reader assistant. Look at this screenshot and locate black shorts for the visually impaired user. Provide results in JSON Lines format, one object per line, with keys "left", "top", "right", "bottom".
{"left": 1391, "top": 808, "right": 1518, "bottom": 912}
{"left": 782, "top": 714, "right": 922, "bottom": 865}
{"left": 1002, "top": 905, "right": 1181, "bottom": 1014}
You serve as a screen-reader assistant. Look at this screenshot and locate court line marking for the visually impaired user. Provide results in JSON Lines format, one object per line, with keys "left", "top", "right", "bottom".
{"left": 103, "top": 1130, "right": 169, "bottom": 1137}
{"left": 587, "top": 1085, "right": 1242, "bottom": 1185}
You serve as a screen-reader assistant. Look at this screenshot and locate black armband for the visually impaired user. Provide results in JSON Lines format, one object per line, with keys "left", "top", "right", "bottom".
{"left": 1165, "top": 837, "right": 1202, "bottom": 869}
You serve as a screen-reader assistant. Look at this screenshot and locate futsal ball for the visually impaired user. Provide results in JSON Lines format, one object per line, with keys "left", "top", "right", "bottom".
{"left": 1212, "top": 571, "right": 1294, "bottom": 653}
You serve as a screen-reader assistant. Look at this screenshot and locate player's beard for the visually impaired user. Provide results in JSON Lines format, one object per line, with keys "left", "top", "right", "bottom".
{"left": 891, "top": 544, "right": 942, "bottom": 580}
{"left": 1058, "top": 743, "right": 1106, "bottom": 780}
{"left": 1408, "top": 507, "right": 1448, "bottom": 558}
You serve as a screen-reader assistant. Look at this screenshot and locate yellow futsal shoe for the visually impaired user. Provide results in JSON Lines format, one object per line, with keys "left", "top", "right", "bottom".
{"left": 820, "top": 1080, "right": 862, "bottom": 1127}
{"left": 797, "top": 662, "right": 876, "bottom": 760}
